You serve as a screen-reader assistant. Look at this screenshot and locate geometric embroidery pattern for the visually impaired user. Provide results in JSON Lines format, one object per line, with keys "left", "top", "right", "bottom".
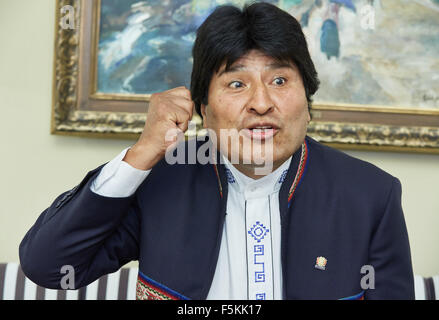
{"left": 248, "top": 221, "right": 269, "bottom": 243}
{"left": 278, "top": 170, "right": 288, "bottom": 184}
{"left": 256, "top": 293, "right": 266, "bottom": 300}
{"left": 136, "top": 272, "right": 189, "bottom": 300}
{"left": 287, "top": 141, "right": 308, "bottom": 208}
{"left": 212, "top": 164, "right": 223, "bottom": 199}
{"left": 339, "top": 291, "right": 365, "bottom": 300}
{"left": 136, "top": 278, "right": 171, "bottom": 300}
{"left": 225, "top": 168, "right": 236, "bottom": 183}
{"left": 254, "top": 245, "right": 265, "bottom": 283}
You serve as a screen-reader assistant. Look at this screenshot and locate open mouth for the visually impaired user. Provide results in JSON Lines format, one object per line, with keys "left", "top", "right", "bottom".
{"left": 242, "top": 124, "right": 279, "bottom": 140}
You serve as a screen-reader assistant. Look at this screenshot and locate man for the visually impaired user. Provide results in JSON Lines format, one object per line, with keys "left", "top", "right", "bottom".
{"left": 19, "top": 3, "right": 414, "bottom": 300}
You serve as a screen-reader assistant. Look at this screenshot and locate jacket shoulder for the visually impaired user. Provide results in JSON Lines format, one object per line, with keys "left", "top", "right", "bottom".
{"left": 304, "top": 136, "right": 399, "bottom": 208}
{"left": 306, "top": 136, "right": 397, "bottom": 183}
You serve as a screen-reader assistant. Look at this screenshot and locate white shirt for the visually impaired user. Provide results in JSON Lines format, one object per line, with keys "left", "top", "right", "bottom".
{"left": 91, "top": 148, "right": 291, "bottom": 300}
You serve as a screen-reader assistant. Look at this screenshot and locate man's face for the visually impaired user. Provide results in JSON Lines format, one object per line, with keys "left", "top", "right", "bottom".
{"left": 200, "top": 49, "right": 310, "bottom": 176}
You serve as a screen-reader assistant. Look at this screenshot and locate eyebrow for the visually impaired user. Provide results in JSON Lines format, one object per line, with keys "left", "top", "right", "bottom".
{"left": 217, "top": 61, "right": 295, "bottom": 78}
{"left": 217, "top": 64, "right": 246, "bottom": 78}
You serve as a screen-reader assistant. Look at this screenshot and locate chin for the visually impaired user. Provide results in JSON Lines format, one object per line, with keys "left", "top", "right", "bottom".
{"left": 239, "top": 147, "right": 275, "bottom": 167}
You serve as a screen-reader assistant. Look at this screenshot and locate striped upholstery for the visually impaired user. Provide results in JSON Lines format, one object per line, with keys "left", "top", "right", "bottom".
{"left": 0, "top": 263, "right": 437, "bottom": 300}
{"left": 0, "top": 263, "right": 138, "bottom": 300}
{"left": 414, "top": 275, "right": 439, "bottom": 300}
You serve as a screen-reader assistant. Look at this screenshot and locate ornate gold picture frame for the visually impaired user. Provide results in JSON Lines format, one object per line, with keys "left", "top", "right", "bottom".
{"left": 51, "top": 0, "right": 439, "bottom": 153}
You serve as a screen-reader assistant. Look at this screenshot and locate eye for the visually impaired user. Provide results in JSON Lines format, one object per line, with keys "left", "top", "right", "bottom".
{"left": 228, "top": 81, "right": 245, "bottom": 89}
{"left": 273, "top": 77, "right": 287, "bottom": 86}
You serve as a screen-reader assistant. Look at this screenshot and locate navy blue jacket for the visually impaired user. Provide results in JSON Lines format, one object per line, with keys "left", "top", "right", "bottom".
{"left": 19, "top": 136, "right": 414, "bottom": 299}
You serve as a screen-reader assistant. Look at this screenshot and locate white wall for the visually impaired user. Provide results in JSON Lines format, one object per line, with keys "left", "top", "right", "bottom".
{"left": 0, "top": 0, "right": 438, "bottom": 277}
{"left": 344, "top": 150, "right": 439, "bottom": 277}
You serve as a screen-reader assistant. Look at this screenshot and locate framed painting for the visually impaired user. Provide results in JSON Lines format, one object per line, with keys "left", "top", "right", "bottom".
{"left": 52, "top": 0, "right": 439, "bottom": 153}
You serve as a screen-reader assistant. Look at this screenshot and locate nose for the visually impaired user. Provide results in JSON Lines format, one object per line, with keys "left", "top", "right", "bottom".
{"left": 245, "top": 82, "right": 274, "bottom": 115}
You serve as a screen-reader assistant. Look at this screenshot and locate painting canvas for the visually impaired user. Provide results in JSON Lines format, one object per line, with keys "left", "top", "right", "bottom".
{"left": 96, "top": 0, "right": 439, "bottom": 110}
{"left": 51, "top": 0, "right": 439, "bottom": 151}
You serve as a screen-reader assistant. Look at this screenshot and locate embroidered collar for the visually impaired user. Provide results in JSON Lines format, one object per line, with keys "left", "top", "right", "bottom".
{"left": 221, "top": 154, "right": 292, "bottom": 199}
{"left": 212, "top": 140, "right": 309, "bottom": 207}
{"left": 287, "top": 141, "right": 308, "bottom": 208}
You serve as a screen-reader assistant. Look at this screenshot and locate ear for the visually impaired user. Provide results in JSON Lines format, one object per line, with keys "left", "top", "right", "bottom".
{"left": 200, "top": 104, "right": 208, "bottom": 128}
{"left": 307, "top": 104, "right": 311, "bottom": 123}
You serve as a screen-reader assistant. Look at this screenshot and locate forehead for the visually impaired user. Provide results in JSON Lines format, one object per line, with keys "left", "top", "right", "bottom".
{"left": 232, "top": 50, "right": 277, "bottom": 64}
{"left": 217, "top": 50, "right": 296, "bottom": 75}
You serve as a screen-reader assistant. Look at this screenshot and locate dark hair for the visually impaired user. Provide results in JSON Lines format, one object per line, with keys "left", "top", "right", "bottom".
{"left": 190, "top": 2, "right": 320, "bottom": 116}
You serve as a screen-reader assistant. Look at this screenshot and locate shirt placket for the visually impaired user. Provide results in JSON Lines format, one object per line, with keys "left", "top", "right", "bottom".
{"left": 245, "top": 194, "right": 274, "bottom": 300}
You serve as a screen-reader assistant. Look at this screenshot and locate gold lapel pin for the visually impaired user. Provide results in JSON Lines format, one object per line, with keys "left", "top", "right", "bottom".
{"left": 315, "top": 256, "right": 327, "bottom": 271}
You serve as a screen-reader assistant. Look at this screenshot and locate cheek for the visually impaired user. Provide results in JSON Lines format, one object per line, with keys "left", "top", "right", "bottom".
{"left": 278, "top": 96, "right": 308, "bottom": 122}
{"left": 276, "top": 93, "right": 309, "bottom": 144}
{"left": 206, "top": 104, "right": 221, "bottom": 124}
{"left": 288, "top": 85, "right": 308, "bottom": 116}
{"left": 207, "top": 97, "right": 241, "bottom": 129}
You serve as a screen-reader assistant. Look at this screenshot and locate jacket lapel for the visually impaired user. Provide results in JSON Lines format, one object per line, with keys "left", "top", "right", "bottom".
{"left": 278, "top": 139, "right": 309, "bottom": 298}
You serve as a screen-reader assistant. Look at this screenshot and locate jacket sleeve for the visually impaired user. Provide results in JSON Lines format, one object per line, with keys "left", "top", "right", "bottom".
{"left": 365, "top": 178, "right": 415, "bottom": 300}
{"left": 19, "top": 164, "right": 141, "bottom": 289}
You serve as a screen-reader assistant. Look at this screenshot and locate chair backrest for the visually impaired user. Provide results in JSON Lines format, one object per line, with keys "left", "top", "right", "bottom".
{"left": 1, "top": 263, "right": 438, "bottom": 300}
{"left": 414, "top": 274, "right": 438, "bottom": 300}
{"left": 0, "top": 263, "right": 138, "bottom": 300}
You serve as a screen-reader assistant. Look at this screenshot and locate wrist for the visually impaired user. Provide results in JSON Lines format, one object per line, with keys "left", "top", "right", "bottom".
{"left": 123, "top": 144, "right": 161, "bottom": 171}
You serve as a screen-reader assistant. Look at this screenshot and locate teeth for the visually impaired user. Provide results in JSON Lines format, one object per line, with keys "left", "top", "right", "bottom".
{"left": 252, "top": 126, "right": 272, "bottom": 129}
